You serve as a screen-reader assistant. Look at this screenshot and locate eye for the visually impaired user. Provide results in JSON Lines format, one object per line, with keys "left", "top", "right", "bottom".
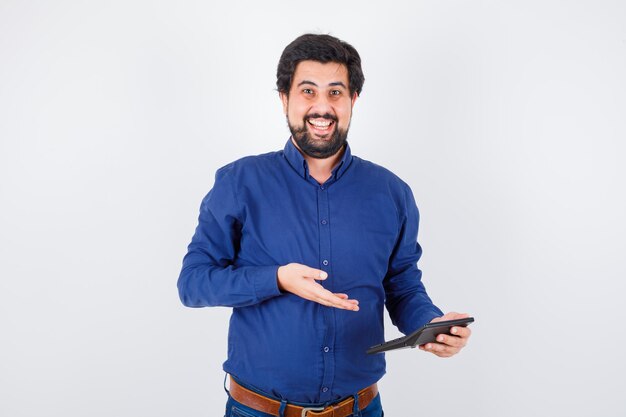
{"left": 330, "top": 90, "right": 341, "bottom": 96}
{"left": 303, "top": 88, "right": 314, "bottom": 94}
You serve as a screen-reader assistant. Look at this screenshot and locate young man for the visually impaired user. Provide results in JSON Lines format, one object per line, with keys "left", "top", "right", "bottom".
{"left": 178, "top": 34, "right": 471, "bottom": 417}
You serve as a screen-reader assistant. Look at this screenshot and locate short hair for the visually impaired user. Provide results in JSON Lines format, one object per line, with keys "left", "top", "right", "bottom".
{"left": 276, "top": 34, "right": 365, "bottom": 97}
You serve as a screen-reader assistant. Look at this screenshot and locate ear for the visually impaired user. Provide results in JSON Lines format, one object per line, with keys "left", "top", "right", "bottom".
{"left": 351, "top": 92, "right": 359, "bottom": 109}
{"left": 279, "top": 92, "right": 288, "bottom": 115}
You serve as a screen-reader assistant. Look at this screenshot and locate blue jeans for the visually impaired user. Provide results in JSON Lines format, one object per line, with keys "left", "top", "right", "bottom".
{"left": 224, "top": 392, "right": 384, "bottom": 417}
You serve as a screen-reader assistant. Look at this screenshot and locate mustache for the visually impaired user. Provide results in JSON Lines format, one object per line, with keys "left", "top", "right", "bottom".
{"left": 305, "top": 113, "right": 338, "bottom": 122}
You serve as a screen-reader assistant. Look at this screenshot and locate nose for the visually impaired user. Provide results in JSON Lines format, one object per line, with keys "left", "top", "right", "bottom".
{"left": 309, "top": 93, "right": 333, "bottom": 115}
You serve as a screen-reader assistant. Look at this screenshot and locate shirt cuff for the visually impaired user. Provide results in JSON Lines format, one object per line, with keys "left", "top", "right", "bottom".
{"left": 422, "top": 308, "right": 445, "bottom": 325}
{"left": 253, "top": 265, "right": 282, "bottom": 302}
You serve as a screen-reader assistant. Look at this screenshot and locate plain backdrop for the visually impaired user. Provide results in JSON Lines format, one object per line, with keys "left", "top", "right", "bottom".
{"left": 1, "top": 1, "right": 625, "bottom": 416}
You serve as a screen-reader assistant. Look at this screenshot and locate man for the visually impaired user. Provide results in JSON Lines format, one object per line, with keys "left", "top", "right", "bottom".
{"left": 178, "top": 34, "right": 471, "bottom": 417}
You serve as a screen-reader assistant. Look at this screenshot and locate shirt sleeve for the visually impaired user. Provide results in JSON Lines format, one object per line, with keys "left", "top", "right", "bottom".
{"left": 177, "top": 164, "right": 282, "bottom": 308}
{"left": 383, "top": 184, "right": 444, "bottom": 334}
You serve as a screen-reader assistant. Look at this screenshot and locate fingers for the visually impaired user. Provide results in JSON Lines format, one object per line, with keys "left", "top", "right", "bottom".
{"left": 313, "top": 288, "right": 359, "bottom": 311}
{"left": 419, "top": 320, "right": 472, "bottom": 358}
{"left": 277, "top": 263, "right": 359, "bottom": 311}
{"left": 431, "top": 312, "right": 470, "bottom": 323}
{"left": 419, "top": 342, "right": 459, "bottom": 358}
{"left": 434, "top": 332, "right": 467, "bottom": 349}
{"left": 451, "top": 325, "right": 471, "bottom": 339}
{"left": 419, "top": 335, "right": 465, "bottom": 357}
{"left": 293, "top": 274, "right": 358, "bottom": 311}
{"left": 301, "top": 266, "right": 328, "bottom": 281}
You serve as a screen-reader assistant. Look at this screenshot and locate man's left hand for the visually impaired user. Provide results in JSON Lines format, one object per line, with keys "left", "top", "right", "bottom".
{"left": 418, "top": 312, "right": 472, "bottom": 358}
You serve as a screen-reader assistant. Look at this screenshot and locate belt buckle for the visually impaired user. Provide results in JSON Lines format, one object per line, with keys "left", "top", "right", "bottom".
{"left": 301, "top": 406, "right": 325, "bottom": 417}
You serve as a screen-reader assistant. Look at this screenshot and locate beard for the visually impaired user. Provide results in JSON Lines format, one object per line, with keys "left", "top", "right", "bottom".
{"left": 287, "top": 113, "right": 350, "bottom": 159}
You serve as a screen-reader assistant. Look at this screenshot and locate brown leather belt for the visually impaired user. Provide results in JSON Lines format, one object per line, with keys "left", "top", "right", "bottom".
{"left": 229, "top": 378, "right": 378, "bottom": 417}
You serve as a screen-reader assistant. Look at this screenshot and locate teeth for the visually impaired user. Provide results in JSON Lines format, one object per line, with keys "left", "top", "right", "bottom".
{"left": 308, "top": 119, "right": 332, "bottom": 127}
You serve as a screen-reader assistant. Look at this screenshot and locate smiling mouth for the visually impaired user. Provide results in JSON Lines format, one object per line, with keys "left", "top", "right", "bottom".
{"left": 307, "top": 117, "right": 335, "bottom": 135}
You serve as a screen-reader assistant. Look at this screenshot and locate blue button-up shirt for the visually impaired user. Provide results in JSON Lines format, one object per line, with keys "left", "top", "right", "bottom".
{"left": 178, "top": 138, "right": 443, "bottom": 404}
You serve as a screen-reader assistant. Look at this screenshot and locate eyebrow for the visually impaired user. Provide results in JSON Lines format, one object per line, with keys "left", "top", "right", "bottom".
{"left": 297, "top": 80, "right": 347, "bottom": 89}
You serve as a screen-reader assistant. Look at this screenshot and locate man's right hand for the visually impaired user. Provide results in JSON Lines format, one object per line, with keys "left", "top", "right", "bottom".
{"left": 277, "top": 263, "right": 359, "bottom": 311}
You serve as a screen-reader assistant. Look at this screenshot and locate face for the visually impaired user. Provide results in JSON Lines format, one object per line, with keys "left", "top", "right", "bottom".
{"left": 280, "top": 60, "right": 358, "bottom": 159}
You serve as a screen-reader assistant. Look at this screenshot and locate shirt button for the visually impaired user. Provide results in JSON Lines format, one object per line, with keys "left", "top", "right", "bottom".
{"left": 320, "top": 186, "right": 325, "bottom": 190}
{"left": 321, "top": 219, "right": 327, "bottom": 225}
{"left": 323, "top": 346, "right": 330, "bottom": 353}
{"left": 322, "top": 260, "right": 329, "bottom": 266}
{"left": 322, "top": 387, "right": 329, "bottom": 393}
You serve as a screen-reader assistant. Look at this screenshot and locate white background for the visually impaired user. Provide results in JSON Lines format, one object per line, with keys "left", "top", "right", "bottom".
{"left": 1, "top": 1, "right": 625, "bottom": 416}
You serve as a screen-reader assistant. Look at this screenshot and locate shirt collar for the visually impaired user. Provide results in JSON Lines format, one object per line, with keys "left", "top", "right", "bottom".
{"left": 283, "top": 137, "right": 353, "bottom": 183}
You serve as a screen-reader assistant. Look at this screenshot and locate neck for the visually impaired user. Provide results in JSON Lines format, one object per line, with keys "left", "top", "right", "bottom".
{"left": 290, "top": 137, "right": 345, "bottom": 184}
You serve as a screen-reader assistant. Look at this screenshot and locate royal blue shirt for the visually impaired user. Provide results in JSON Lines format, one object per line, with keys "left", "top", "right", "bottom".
{"left": 178, "top": 138, "right": 443, "bottom": 404}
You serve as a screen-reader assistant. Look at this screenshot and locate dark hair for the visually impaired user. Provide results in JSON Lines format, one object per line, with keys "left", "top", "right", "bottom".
{"left": 276, "top": 34, "right": 365, "bottom": 97}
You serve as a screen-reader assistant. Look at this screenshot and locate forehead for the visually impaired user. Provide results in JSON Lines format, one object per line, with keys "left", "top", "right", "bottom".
{"left": 291, "top": 60, "right": 349, "bottom": 87}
